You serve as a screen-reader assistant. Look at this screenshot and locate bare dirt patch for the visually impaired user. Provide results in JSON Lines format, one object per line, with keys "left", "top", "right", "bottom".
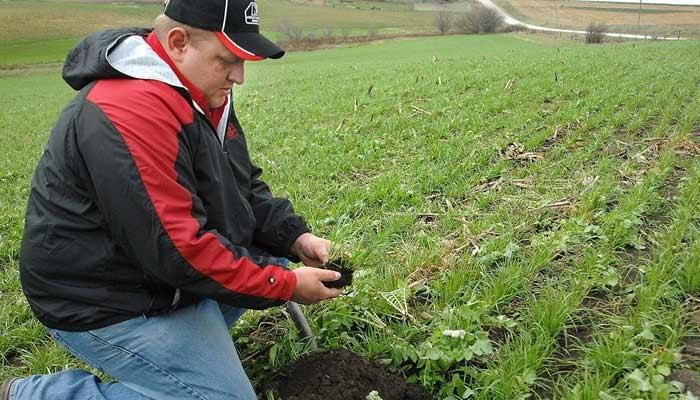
{"left": 541, "top": 119, "right": 582, "bottom": 151}
{"left": 670, "top": 369, "right": 700, "bottom": 395}
{"left": 264, "top": 349, "right": 432, "bottom": 400}
{"left": 550, "top": 291, "right": 614, "bottom": 373}
{"left": 680, "top": 304, "right": 700, "bottom": 366}
{"left": 2, "top": 349, "right": 21, "bottom": 366}
{"left": 682, "top": 337, "right": 700, "bottom": 364}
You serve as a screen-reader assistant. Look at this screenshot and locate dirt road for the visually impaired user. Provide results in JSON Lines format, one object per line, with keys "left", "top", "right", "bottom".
{"left": 476, "top": 0, "right": 685, "bottom": 40}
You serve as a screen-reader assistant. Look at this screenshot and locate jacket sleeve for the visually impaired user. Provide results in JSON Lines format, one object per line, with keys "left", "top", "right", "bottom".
{"left": 228, "top": 113, "right": 311, "bottom": 259}
{"left": 78, "top": 80, "right": 296, "bottom": 309}
{"left": 248, "top": 162, "right": 310, "bottom": 260}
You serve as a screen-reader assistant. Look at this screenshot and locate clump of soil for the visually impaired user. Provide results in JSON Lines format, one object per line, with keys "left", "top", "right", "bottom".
{"left": 322, "top": 258, "right": 354, "bottom": 289}
{"left": 265, "top": 350, "right": 432, "bottom": 400}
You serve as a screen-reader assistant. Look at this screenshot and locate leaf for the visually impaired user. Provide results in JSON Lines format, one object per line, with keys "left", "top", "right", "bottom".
{"left": 471, "top": 337, "right": 493, "bottom": 356}
{"left": 651, "top": 374, "right": 664, "bottom": 385}
{"left": 426, "top": 347, "right": 442, "bottom": 361}
{"left": 637, "top": 327, "right": 655, "bottom": 341}
{"left": 632, "top": 242, "right": 646, "bottom": 250}
{"left": 503, "top": 242, "right": 520, "bottom": 258}
{"left": 598, "top": 391, "right": 616, "bottom": 400}
{"left": 494, "top": 314, "right": 517, "bottom": 328}
{"left": 669, "top": 379, "right": 684, "bottom": 393}
{"left": 584, "top": 224, "right": 601, "bottom": 234}
{"left": 462, "top": 388, "right": 475, "bottom": 399}
{"left": 657, "top": 348, "right": 678, "bottom": 364}
{"left": 443, "top": 329, "right": 467, "bottom": 339}
{"left": 603, "top": 268, "right": 619, "bottom": 287}
{"left": 269, "top": 343, "right": 279, "bottom": 366}
{"left": 626, "top": 369, "right": 652, "bottom": 392}
{"left": 461, "top": 348, "right": 474, "bottom": 361}
{"left": 657, "top": 364, "right": 671, "bottom": 376}
{"left": 517, "top": 369, "right": 537, "bottom": 385}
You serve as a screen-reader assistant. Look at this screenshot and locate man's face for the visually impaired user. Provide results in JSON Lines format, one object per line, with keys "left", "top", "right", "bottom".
{"left": 178, "top": 33, "right": 245, "bottom": 108}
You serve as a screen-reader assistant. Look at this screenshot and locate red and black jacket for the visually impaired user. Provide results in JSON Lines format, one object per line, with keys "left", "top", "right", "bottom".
{"left": 19, "top": 28, "right": 308, "bottom": 331}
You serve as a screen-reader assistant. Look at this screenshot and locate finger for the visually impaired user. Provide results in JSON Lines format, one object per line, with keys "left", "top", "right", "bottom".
{"left": 320, "top": 287, "right": 343, "bottom": 300}
{"left": 313, "top": 239, "right": 330, "bottom": 262}
{"left": 302, "top": 256, "right": 323, "bottom": 268}
{"left": 317, "top": 248, "right": 329, "bottom": 264}
{"left": 318, "top": 270, "right": 341, "bottom": 282}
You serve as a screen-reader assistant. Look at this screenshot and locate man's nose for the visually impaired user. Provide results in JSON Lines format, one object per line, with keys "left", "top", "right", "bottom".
{"left": 228, "top": 62, "right": 244, "bottom": 85}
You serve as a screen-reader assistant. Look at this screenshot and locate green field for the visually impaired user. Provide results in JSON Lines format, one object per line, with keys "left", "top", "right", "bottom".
{"left": 0, "top": 0, "right": 437, "bottom": 68}
{"left": 2, "top": 7, "right": 700, "bottom": 400}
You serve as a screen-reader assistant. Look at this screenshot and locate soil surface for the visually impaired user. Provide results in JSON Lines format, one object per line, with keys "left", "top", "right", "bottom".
{"left": 265, "top": 350, "right": 432, "bottom": 400}
{"left": 670, "top": 369, "right": 700, "bottom": 395}
{"left": 322, "top": 259, "right": 354, "bottom": 289}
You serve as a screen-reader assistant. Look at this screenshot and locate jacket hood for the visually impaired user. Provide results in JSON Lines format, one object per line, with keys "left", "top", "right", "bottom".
{"left": 63, "top": 28, "right": 149, "bottom": 90}
{"left": 62, "top": 28, "right": 183, "bottom": 91}
{"left": 61, "top": 27, "right": 231, "bottom": 142}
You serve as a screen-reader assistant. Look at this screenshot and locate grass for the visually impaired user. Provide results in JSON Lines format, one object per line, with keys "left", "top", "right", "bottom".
{"left": 1, "top": 8, "right": 700, "bottom": 400}
{"left": 226, "top": 35, "right": 700, "bottom": 398}
{"left": 0, "top": 0, "right": 436, "bottom": 68}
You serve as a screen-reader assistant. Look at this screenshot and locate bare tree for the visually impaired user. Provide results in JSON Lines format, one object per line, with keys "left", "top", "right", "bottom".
{"left": 585, "top": 22, "right": 607, "bottom": 44}
{"left": 435, "top": 12, "right": 451, "bottom": 34}
{"left": 367, "top": 27, "right": 378, "bottom": 40}
{"left": 455, "top": 4, "right": 503, "bottom": 34}
{"left": 278, "top": 19, "right": 305, "bottom": 43}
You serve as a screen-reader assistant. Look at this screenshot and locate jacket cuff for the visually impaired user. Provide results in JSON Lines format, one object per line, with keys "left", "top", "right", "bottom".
{"left": 279, "top": 269, "right": 298, "bottom": 301}
{"left": 281, "top": 216, "right": 311, "bottom": 263}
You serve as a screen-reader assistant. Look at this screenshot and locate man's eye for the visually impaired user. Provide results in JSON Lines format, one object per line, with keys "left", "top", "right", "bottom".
{"left": 219, "top": 57, "right": 238, "bottom": 65}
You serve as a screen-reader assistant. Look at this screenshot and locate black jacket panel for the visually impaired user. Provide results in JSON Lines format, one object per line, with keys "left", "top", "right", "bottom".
{"left": 19, "top": 29, "right": 309, "bottom": 331}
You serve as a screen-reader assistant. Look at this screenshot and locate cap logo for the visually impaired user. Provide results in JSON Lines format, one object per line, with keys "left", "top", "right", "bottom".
{"left": 245, "top": 2, "right": 259, "bottom": 25}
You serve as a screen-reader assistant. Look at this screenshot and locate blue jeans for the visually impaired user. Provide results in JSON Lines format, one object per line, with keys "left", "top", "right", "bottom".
{"left": 10, "top": 258, "right": 289, "bottom": 400}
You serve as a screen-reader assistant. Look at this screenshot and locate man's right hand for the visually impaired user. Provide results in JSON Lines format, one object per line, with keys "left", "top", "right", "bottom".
{"left": 291, "top": 267, "right": 343, "bottom": 304}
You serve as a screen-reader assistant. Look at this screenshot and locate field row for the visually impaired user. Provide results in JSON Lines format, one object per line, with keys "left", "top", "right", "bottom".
{"left": 229, "top": 37, "right": 700, "bottom": 397}
{"left": 1, "top": 34, "right": 699, "bottom": 398}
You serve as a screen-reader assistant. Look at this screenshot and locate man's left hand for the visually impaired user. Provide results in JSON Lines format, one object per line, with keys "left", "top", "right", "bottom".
{"left": 290, "top": 233, "right": 331, "bottom": 267}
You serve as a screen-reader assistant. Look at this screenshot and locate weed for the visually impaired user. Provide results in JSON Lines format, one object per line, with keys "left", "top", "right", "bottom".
{"left": 2, "top": 27, "right": 700, "bottom": 398}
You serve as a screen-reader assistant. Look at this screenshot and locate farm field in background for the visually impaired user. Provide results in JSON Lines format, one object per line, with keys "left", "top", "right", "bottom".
{"left": 1, "top": 30, "right": 699, "bottom": 398}
{"left": 2, "top": 0, "right": 699, "bottom": 69}
{"left": 492, "top": 0, "right": 700, "bottom": 37}
{"left": 0, "top": 0, "right": 435, "bottom": 68}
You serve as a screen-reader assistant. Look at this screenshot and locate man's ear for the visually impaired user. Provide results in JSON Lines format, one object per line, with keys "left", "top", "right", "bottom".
{"left": 165, "top": 27, "right": 190, "bottom": 62}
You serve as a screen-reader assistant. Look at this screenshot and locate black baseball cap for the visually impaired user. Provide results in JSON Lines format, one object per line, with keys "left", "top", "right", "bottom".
{"left": 164, "top": 0, "right": 284, "bottom": 61}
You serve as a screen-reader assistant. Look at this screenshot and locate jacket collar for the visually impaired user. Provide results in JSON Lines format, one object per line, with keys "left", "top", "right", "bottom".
{"left": 105, "top": 31, "right": 230, "bottom": 129}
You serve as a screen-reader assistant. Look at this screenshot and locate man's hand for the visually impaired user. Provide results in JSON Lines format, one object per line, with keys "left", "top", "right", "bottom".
{"left": 289, "top": 233, "right": 343, "bottom": 304}
{"left": 290, "top": 233, "right": 331, "bottom": 267}
{"left": 291, "top": 267, "right": 342, "bottom": 304}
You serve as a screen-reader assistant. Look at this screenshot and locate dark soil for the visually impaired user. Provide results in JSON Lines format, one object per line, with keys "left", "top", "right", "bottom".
{"left": 487, "top": 326, "right": 510, "bottom": 345}
{"left": 552, "top": 324, "right": 594, "bottom": 372}
{"left": 322, "top": 259, "right": 354, "bottom": 289}
{"left": 2, "top": 349, "right": 20, "bottom": 366}
{"left": 265, "top": 350, "right": 433, "bottom": 400}
{"left": 682, "top": 337, "right": 700, "bottom": 363}
{"left": 669, "top": 369, "right": 700, "bottom": 395}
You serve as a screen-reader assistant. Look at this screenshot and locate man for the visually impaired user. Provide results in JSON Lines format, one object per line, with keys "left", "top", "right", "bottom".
{"left": 3, "top": 0, "right": 342, "bottom": 399}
